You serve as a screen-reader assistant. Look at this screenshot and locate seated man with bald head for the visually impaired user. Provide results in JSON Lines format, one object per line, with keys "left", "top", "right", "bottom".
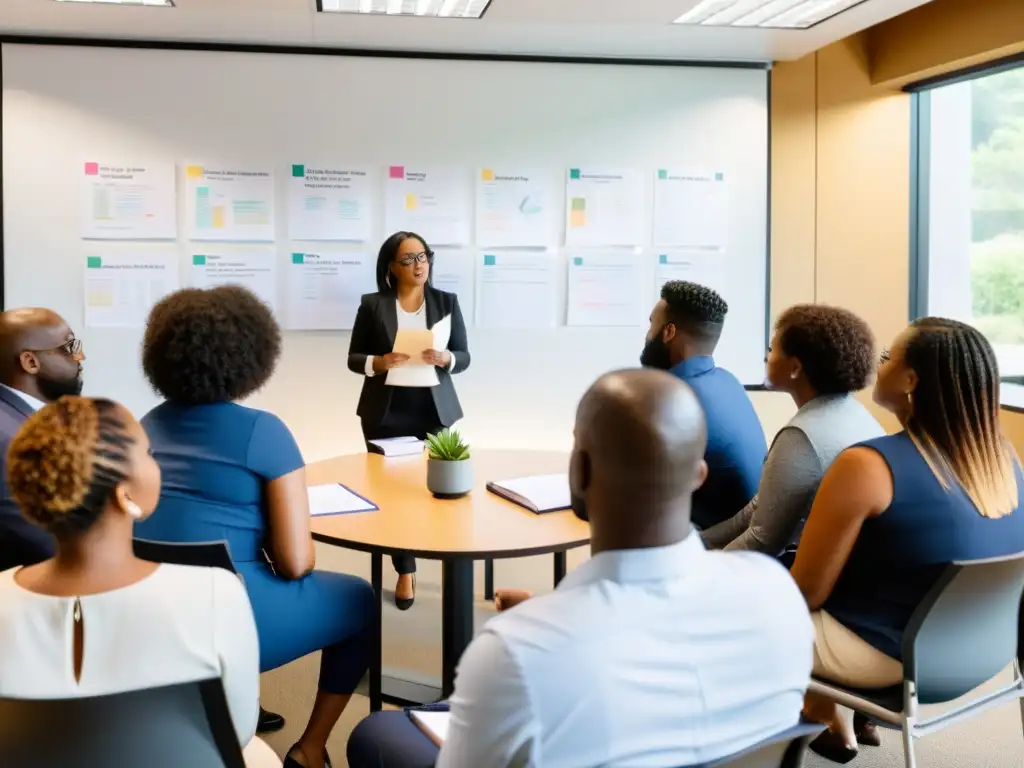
{"left": 348, "top": 369, "right": 813, "bottom": 768}
{"left": 0, "top": 308, "right": 85, "bottom": 572}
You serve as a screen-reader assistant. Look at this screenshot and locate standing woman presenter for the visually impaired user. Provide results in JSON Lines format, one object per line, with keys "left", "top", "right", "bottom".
{"left": 348, "top": 231, "right": 471, "bottom": 610}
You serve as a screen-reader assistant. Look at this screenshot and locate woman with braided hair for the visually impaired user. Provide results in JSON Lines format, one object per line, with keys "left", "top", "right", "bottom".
{"left": 0, "top": 396, "right": 279, "bottom": 766}
{"left": 790, "top": 318, "right": 1024, "bottom": 763}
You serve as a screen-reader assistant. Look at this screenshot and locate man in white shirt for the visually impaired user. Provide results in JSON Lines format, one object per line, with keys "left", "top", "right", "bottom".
{"left": 348, "top": 368, "right": 813, "bottom": 768}
{"left": 0, "top": 308, "right": 85, "bottom": 572}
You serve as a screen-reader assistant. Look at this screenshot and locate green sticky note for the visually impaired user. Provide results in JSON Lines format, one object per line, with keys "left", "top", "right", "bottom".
{"left": 483, "top": 255, "right": 496, "bottom": 266}
{"left": 658, "top": 169, "right": 668, "bottom": 180}
{"left": 715, "top": 172, "right": 724, "bottom": 181}
{"left": 573, "top": 257, "right": 583, "bottom": 266}
{"left": 192, "top": 255, "right": 207, "bottom": 266}
{"left": 571, "top": 197, "right": 586, "bottom": 212}
{"left": 659, "top": 254, "right": 669, "bottom": 264}
{"left": 569, "top": 168, "right": 581, "bottom": 180}
{"left": 292, "top": 253, "right": 304, "bottom": 264}
{"left": 86, "top": 256, "right": 102, "bottom": 269}
{"left": 292, "top": 164, "right": 305, "bottom": 178}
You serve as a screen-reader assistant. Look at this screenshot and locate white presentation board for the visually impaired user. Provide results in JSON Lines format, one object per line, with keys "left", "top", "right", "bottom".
{"left": 2, "top": 43, "right": 768, "bottom": 457}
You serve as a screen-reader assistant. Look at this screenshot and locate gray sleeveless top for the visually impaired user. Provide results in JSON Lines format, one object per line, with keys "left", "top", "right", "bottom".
{"left": 701, "top": 393, "right": 885, "bottom": 555}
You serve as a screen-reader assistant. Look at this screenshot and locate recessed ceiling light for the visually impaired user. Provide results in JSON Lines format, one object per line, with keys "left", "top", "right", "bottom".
{"left": 674, "top": 0, "right": 867, "bottom": 29}
{"left": 319, "top": 0, "right": 492, "bottom": 19}
{"left": 55, "top": 0, "right": 173, "bottom": 6}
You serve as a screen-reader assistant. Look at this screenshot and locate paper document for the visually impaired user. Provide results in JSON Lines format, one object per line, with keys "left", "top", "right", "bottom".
{"left": 307, "top": 484, "right": 377, "bottom": 516}
{"left": 566, "top": 252, "right": 643, "bottom": 327}
{"left": 487, "top": 474, "right": 571, "bottom": 514}
{"left": 410, "top": 711, "right": 449, "bottom": 746}
{"left": 368, "top": 437, "right": 424, "bottom": 457}
{"left": 387, "top": 327, "right": 439, "bottom": 388}
{"left": 431, "top": 314, "right": 451, "bottom": 352}
{"left": 475, "top": 252, "right": 557, "bottom": 330}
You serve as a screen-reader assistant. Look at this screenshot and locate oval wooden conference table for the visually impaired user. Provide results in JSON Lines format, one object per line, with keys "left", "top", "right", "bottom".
{"left": 306, "top": 449, "right": 590, "bottom": 711}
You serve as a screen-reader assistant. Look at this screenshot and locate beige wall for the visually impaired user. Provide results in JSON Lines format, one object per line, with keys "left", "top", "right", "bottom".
{"left": 770, "top": 20, "right": 1024, "bottom": 451}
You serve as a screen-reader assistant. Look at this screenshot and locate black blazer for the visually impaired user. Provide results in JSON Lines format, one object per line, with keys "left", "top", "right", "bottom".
{"left": 347, "top": 287, "right": 471, "bottom": 428}
{"left": 0, "top": 386, "right": 54, "bottom": 572}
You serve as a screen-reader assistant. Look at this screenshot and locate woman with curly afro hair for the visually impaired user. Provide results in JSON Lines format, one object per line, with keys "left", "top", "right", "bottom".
{"left": 0, "top": 396, "right": 279, "bottom": 766}
{"left": 702, "top": 304, "right": 883, "bottom": 557}
{"left": 135, "top": 285, "right": 374, "bottom": 768}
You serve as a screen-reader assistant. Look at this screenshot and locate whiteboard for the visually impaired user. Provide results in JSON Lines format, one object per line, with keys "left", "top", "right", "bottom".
{"left": 1, "top": 43, "right": 768, "bottom": 459}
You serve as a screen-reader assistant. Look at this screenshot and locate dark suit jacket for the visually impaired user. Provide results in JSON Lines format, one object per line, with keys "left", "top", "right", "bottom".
{"left": 347, "top": 287, "right": 470, "bottom": 429}
{"left": 0, "top": 386, "right": 54, "bottom": 572}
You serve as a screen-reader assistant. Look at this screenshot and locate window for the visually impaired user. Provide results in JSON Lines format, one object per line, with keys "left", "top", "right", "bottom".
{"left": 911, "top": 59, "right": 1024, "bottom": 410}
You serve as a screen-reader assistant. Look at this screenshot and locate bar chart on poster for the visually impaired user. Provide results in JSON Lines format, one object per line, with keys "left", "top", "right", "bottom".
{"left": 2, "top": 42, "right": 768, "bottom": 443}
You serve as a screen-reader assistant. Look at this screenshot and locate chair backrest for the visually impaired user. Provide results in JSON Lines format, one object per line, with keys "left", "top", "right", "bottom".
{"left": 903, "top": 553, "right": 1024, "bottom": 705}
{"left": 133, "top": 539, "right": 237, "bottom": 574}
{"left": 700, "top": 721, "right": 825, "bottom": 768}
{"left": 0, "top": 678, "right": 245, "bottom": 768}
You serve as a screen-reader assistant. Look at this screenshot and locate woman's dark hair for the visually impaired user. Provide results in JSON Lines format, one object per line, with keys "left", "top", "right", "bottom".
{"left": 8, "top": 397, "right": 133, "bottom": 539}
{"left": 142, "top": 285, "right": 281, "bottom": 405}
{"left": 775, "top": 304, "right": 875, "bottom": 395}
{"left": 375, "top": 231, "right": 433, "bottom": 293}
{"left": 902, "top": 317, "right": 1018, "bottom": 518}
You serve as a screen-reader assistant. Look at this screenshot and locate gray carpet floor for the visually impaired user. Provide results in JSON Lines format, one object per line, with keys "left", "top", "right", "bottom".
{"left": 258, "top": 544, "right": 1024, "bottom": 767}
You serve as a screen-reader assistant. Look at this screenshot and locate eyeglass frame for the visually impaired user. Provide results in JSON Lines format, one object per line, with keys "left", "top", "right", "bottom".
{"left": 393, "top": 251, "right": 433, "bottom": 268}
{"left": 28, "top": 338, "right": 84, "bottom": 359}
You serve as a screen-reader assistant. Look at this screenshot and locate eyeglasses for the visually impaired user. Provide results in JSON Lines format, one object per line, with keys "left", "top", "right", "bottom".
{"left": 31, "top": 338, "right": 84, "bottom": 358}
{"left": 395, "top": 252, "right": 431, "bottom": 267}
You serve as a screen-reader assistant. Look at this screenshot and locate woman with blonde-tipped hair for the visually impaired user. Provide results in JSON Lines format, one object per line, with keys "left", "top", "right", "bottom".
{"left": 790, "top": 318, "right": 1024, "bottom": 763}
{"left": 0, "top": 396, "right": 279, "bottom": 767}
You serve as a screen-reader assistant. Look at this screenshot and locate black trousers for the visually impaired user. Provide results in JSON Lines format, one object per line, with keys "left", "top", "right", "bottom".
{"left": 361, "top": 388, "right": 444, "bottom": 577}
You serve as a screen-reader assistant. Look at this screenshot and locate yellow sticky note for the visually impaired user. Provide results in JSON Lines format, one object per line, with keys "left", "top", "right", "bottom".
{"left": 186, "top": 165, "right": 204, "bottom": 178}
{"left": 481, "top": 169, "right": 495, "bottom": 181}
{"left": 405, "top": 193, "right": 418, "bottom": 211}
{"left": 212, "top": 206, "right": 226, "bottom": 229}
{"left": 570, "top": 210, "right": 586, "bottom": 228}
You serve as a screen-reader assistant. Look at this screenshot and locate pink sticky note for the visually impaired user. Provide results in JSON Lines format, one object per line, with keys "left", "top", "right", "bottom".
{"left": 389, "top": 166, "right": 405, "bottom": 179}
{"left": 84, "top": 162, "right": 99, "bottom": 176}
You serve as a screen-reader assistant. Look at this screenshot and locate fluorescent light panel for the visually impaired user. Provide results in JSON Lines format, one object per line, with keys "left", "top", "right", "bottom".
{"left": 320, "top": 0, "right": 490, "bottom": 17}
{"left": 55, "top": 0, "right": 173, "bottom": 5}
{"left": 674, "top": 0, "right": 867, "bottom": 29}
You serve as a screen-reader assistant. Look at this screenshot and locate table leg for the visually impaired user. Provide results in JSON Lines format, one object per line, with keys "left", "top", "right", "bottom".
{"left": 370, "top": 552, "right": 383, "bottom": 712}
{"left": 484, "top": 558, "right": 494, "bottom": 601}
{"left": 441, "top": 557, "right": 474, "bottom": 698}
{"left": 553, "top": 550, "right": 567, "bottom": 587}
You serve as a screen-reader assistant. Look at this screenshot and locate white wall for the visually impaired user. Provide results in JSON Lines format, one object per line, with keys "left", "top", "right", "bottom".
{"left": 2, "top": 43, "right": 769, "bottom": 461}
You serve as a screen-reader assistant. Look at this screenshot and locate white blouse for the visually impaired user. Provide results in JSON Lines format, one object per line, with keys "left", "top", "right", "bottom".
{"left": 0, "top": 563, "right": 276, "bottom": 765}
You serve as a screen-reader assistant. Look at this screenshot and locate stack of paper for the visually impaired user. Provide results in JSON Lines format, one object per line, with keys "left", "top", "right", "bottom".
{"left": 367, "top": 436, "right": 424, "bottom": 457}
{"left": 386, "top": 314, "right": 452, "bottom": 388}
{"left": 307, "top": 484, "right": 377, "bottom": 517}
{"left": 410, "top": 710, "right": 450, "bottom": 747}
{"left": 486, "top": 473, "right": 571, "bottom": 514}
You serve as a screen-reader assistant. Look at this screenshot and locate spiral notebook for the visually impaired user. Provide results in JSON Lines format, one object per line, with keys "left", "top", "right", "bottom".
{"left": 486, "top": 473, "right": 570, "bottom": 514}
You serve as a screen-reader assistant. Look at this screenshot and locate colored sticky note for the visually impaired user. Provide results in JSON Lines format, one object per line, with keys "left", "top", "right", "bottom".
{"left": 573, "top": 257, "right": 583, "bottom": 266}
{"left": 570, "top": 197, "right": 586, "bottom": 212}
{"left": 84, "top": 162, "right": 99, "bottom": 176}
{"left": 483, "top": 255, "right": 496, "bottom": 266}
{"left": 192, "top": 255, "right": 207, "bottom": 266}
{"left": 481, "top": 169, "right": 495, "bottom": 181}
{"left": 569, "top": 168, "right": 581, "bottom": 180}
{"left": 570, "top": 210, "right": 586, "bottom": 228}
{"left": 389, "top": 166, "right": 405, "bottom": 180}
{"left": 292, "top": 253, "right": 304, "bottom": 264}
{"left": 212, "top": 206, "right": 226, "bottom": 228}
{"left": 659, "top": 254, "right": 669, "bottom": 264}
{"left": 86, "top": 256, "right": 102, "bottom": 269}
{"left": 186, "top": 165, "right": 204, "bottom": 179}
{"left": 658, "top": 169, "right": 668, "bottom": 180}
{"left": 715, "top": 172, "right": 725, "bottom": 181}
{"left": 405, "top": 194, "right": 418, "bottom": 211}
{"left": 292, "top": 164, "right": 305, "bottom": 178}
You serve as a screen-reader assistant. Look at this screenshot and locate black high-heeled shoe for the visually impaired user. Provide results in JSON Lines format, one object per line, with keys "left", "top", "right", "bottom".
{"left": 395, "top": 574, "right": 416, "bottom": 611}
{"left": 283, "top": 742, "right": 333, "bottom": 768}
{"left": 854, "top": 712, "right": 882, "bottom": 746}
{"left": 257, "top": 706, "right": 285, "bottom": 733}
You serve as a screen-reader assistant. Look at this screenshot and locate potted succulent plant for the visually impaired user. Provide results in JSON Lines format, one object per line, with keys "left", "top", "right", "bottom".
{"left": 425, "top": 428, "right": 473, "bottom": 499}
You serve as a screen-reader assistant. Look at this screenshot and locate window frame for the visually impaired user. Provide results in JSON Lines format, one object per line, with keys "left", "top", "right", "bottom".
{"left": 907, "top": 52, "right": 1024, "bottom": 414}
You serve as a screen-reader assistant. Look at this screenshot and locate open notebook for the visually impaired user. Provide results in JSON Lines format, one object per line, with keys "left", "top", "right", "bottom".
{"left": 409, "top": 710, "right": 450, "bottom": 747}
{"left": 486, "top": 473, "right": 570, "bottom": 514}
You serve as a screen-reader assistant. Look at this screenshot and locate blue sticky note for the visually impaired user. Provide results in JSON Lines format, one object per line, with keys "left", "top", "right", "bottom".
{"left": 573, "top": 257, "right": 583, "bottom": 266}
{"left": 659, "top": 254, "right": 669, "bottom": 264}
{"left": 483, "top": 254, "right": 496, "bottom": 266}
